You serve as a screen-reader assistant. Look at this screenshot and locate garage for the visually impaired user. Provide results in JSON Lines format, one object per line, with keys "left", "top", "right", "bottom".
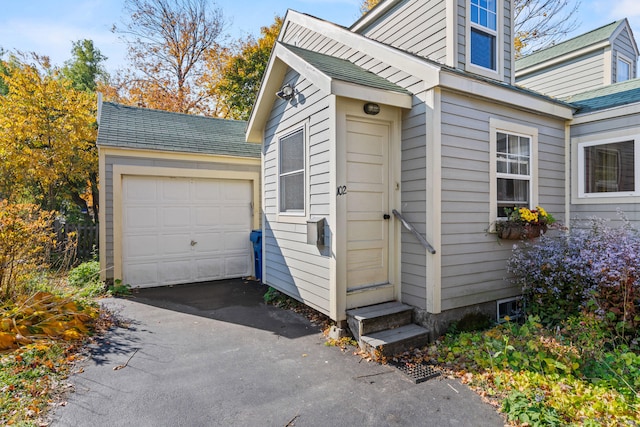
{"left": 122, "top": 176, "right": 253, "bottom": 287}
{"left": 97, "top": 101, "right": 261, "bottom": 288}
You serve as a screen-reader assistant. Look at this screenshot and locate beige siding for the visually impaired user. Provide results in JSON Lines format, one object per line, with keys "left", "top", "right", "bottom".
{"left": 263, "top": 69, "right": 333, "bottom": 315}
{"left": 517, "top": 50, "right": 605, "bottom": 98}
{"left": 439, "top": 90, "right": 566, "bottom": 310}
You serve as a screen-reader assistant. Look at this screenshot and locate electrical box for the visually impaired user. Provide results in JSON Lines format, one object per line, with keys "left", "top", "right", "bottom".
{"left": 307, "top": 217, "right": 326, "bottom": 246}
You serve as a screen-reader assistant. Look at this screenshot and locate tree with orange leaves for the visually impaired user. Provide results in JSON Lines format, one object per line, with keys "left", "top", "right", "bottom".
{"left": 109, "top": 0, "right": 225, "bottom": 115}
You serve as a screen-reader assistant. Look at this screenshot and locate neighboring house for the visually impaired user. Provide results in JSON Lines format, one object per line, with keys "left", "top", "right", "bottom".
{"left": 246, "top": 0, "right": 640, "bottom": 340}
{"left": 515, "top": 19, "right": 639, "bottom": 98}
{"left": 97, "top": 102, "right": 261, "bottom": 288}
{"left": 567, "top": 78, "right": 640, "bottom": 224}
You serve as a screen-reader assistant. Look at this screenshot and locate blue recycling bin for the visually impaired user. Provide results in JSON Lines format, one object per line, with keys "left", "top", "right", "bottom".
{"left": 249, "top": 230, "right": 262, "bottom": 281}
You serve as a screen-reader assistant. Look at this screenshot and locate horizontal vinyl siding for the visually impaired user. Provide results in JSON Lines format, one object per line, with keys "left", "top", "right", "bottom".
{"left": 361, "top": 0, "right": 448, "bottom": 64}
{"left": 102, "top": 155, "right": 260, "bottom": 280}
{"left": 570, "top": 114, "right": 640, "bottom": 225}
{"left": 439, "top": 90, "right": 566, "bottom": 311}
{"left": 282, "top": 21, "right": 433, "bottom": 310}
{"left": 517, "top": 50, "right": 605, "bottom": 98}
{"left": 263, "top": 70, "right": 332, "bottom": 316}
{"left": 613, "top": 28, "right": 638, "bottom": 82}
{"left": 400, "top": 95, "right": 428, "bottom": 309}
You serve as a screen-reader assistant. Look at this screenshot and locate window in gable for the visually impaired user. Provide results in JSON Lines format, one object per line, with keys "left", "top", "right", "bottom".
{"left": 617, "top": 56, "right": 631, "bottom": 82}
{"left": 470, "top": 0, "right": 497, "bottom": 71}
{"left": 579, "top": 139, "right": 638, "bottom": 197}
{"left": 279, "top": 128, "right": 305, "bottom": 213}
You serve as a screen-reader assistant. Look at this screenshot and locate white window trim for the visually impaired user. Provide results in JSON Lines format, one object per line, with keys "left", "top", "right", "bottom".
{"left": 276, "top": 122, "right": 309, "bottom": 223}
{"left": 489, "top": 118, "right": 539, "bottom": 231}
{"left": 616, "top": 53, "right": 633, "bottom": 83}
{"left": 466, "top": 0, "right": 503, "bottom": 80}
{"left": 574, "top": 133, "right": 640, "bottom": 201}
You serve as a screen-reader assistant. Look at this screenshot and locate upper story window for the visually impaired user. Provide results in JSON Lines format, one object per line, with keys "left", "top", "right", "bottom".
{"left": 279, "top": 128, "right": 305, "bottom": 213}
{"left": 470, "top": 0, "right": 497, "bottom": 71}
{"left": 578, "top": 138, "right": 638, "bottom": 197}
{"left": 617, "top": 56, "right": 631, "bottom": 82}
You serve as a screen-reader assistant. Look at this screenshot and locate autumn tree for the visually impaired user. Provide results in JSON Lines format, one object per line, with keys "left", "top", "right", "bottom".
{"left": 0, "top": 54, "right": 98, "bottom": 216}
{"left": 61, "top": 39, "right": 109, "bottom": 93}
{"left": 211, "top": 16, "right": 282, "bottom": 120}
{"left": 359, "top": 0, "right": 580, "bottom": 56}
{"left": 111, "top": 0, "right": 225, "bottom": 114}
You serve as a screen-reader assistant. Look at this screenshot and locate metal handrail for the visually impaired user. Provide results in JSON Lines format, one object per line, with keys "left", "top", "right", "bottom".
{"left": 392, "top": 209, "right": 436, "bottom": 254}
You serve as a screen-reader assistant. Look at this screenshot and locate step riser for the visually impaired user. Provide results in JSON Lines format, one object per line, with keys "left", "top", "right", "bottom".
{"left": 347, "top": 310, "right": 412, "bottom": 341}
{"left": 361, "top": 332, "right": 430, "bottom": 358}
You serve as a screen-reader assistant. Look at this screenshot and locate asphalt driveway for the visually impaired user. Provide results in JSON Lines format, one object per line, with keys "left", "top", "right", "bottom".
{"left": 51, "top": 279, "right": 505, "bottom": 427}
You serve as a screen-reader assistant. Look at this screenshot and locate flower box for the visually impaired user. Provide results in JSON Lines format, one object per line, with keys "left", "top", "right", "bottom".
{"left": 496, "top": 222, "right": 548, "bottom": 240}
{"left": 494, "top": 206, "right": 555, "bottom": 240}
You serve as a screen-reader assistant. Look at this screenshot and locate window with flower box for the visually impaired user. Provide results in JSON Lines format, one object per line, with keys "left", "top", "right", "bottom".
{"left": 490, "top": 119, "right": 539, "bottom": 225}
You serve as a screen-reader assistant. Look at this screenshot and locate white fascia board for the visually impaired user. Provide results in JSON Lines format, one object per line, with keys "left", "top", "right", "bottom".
{"left": 439, "top": 71, "right": 575, "bottom": 119}
{"left": 611, "top": 19, "right": 639, "bottom": 57}
{"left": 515, "top": 41, "right": 610, "bottom": 78}
{"left": 350, "top": 0, "right": 404, "bottom": 33}
{"left": 332, "top": 81, "right": 412, "bottom": 108}
{"left": 571, "top": 102, "right": 640, "bottom": 124}
{"left": 284, "top": 10, "right": 440, "bottom": 89}
{"left": 246, "top": 53, "right": 288, "bottom": 142}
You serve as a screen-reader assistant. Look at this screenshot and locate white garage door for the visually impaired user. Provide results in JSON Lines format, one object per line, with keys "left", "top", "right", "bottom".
{"left": 122, "top": 176, "right": 253, "bottom": 288}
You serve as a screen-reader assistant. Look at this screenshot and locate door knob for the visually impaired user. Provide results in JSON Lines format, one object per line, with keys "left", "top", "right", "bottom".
{"left": 383, "top": 214, "right": 391, "bottom": 220}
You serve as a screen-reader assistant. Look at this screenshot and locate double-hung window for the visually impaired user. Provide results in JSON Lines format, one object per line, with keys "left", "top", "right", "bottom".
{"left": 496, "top": 132, "right": 532, "bottom": 217}
{"left": 578, "top": 138, "right": 638, "bottom": 198}
{"left": 279, "top": 128, "right": 305, "bottom": 213}
{"left": 491, "top": 119, "right": 538, "bottom": 223}
{"left": 470, "top": 0, "right": 497, "bottom": 71}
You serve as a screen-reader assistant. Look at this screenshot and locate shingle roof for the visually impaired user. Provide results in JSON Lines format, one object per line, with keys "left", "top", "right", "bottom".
{"left": 281, "top": 43, "right": 412, "bottom": 95}
{"left": 564, "top": 78, "right": 640, "bottom": 113}
{"left": 97, "top": 102, "right": 260, "bottom": 158}
{"left": 516, "top": 20, "right": 624, "bottom": 71}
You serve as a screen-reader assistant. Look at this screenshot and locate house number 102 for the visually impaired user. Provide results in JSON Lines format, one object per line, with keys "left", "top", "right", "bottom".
{"left": 337, "top": 186, "right": 347, "bottom": 196}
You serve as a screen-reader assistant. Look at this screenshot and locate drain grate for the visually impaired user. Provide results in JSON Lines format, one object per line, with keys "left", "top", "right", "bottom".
{"left": 391, "top": 362, "right": 440, "bottom": 384}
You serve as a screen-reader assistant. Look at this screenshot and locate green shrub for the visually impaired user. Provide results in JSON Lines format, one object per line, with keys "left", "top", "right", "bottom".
{"left": 68, "top": 261, "right": 101, "bottom": 287}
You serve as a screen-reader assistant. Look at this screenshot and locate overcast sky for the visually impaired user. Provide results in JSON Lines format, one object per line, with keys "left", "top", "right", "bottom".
{"left": 1, "top": 0, "right": 639, "bottom": 74}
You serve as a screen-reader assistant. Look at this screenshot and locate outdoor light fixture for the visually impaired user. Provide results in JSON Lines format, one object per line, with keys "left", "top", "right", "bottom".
{"left": 276, "top": 84, "right": 295, "bottom": 101}
{"left": 363, "top": 102, "right": 380, "bottom": 115}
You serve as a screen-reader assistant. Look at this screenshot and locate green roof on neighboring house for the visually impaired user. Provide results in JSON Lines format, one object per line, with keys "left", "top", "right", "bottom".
{"left": 565, "top": 78, "right": 640, "bottom": 113}
{"left": 281, "top": 43, "right": 412, "bottom": 95}
{"left": 516, "top": 20, "right": 624, "bottom": 71}
{"left": 97, "top": 102, "right": 260, "bottom": 158}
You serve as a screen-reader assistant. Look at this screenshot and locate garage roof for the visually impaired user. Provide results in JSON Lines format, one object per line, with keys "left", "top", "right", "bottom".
{"left": 97, "top": 102, "right": 260, "bottom": 158}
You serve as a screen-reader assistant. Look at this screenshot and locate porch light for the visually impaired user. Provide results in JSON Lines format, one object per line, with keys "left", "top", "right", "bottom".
{"left": 363, "top": 102, "right": 380, "bottom": 115}
{"left": 276, "top": 84, "right": 295, "bottom": 101}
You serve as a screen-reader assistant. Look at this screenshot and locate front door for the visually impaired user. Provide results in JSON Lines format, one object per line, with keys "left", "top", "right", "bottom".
{"left": 345, "top": 118, "right": 394, "bottom": 308}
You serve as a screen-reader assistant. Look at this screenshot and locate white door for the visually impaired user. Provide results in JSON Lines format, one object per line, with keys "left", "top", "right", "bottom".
{"left": 346, "top": 119, "right": 394, "bottom": 307}
{"left": 122, "top": 176, "right": 253, "bottom": 288}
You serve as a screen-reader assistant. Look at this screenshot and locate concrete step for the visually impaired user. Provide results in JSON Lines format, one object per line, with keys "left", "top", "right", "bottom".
{"left": 360, "top": 323, "right": 430, "bottom": 358}
{"left": 346, "top": 301, "right": 413, "bottom": 341}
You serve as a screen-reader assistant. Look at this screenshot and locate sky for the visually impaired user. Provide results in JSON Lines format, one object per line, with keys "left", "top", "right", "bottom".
{"left": 1, "top": 0, "right": 640, "bottom": 74}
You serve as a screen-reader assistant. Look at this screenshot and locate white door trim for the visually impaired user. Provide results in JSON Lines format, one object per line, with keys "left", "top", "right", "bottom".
{"left": 335, "top": 99, "right": 402, "bottom": 316}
